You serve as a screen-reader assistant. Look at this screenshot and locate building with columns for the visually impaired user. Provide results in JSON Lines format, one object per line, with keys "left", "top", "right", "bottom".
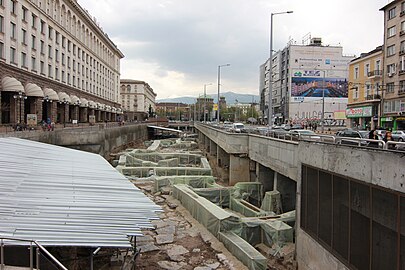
{"left": 120, "top": 79, "right": 157, "bottom": 121}
{"left": 0, "top": 0, "right": 124, "bottom": 125}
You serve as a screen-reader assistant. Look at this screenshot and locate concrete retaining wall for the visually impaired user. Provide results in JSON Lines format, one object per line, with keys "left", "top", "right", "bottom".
{"left": 1, "top": 124, "right": 149, "bottom": 158}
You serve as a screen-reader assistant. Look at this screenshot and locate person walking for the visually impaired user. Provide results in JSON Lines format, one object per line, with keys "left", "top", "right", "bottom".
{"left": 384, "top": 129, "right": 394, "bottom": 149}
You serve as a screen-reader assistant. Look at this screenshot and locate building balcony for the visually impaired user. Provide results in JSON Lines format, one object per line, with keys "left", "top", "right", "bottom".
{"left": 399, "top": 70, "right": 405, "bottom": 76}
{"left": 367, "top": 70, "right": 382, "bottom": 78}
{"left": 366, "top": 94, "right": 381, "bottom": 101}
{"left": 400, "top": 30, "right": 405, "bottom": 36}
{"left": 399, "top": 89, "right": 405, "bottom": 95}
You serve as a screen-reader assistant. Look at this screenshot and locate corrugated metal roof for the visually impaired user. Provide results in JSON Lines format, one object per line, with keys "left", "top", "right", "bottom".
{"left": 0, "top": 138, "right": 161, "bottom": 248}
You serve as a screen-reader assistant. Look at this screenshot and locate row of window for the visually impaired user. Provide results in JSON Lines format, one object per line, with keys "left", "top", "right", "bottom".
{"left": 353, "top": 60, "right": 382, "bottom": 79}
{"left": 0, "top": 18, "right": 115, "bottom": 81}
{"left": 3, "top": 0, "right": 117, "bottom": 65}
{"left": 351, "top": 83, "right": 381, "bottom": 99}
{"left": 0, "top": 41, "right": 114, "bottom": 100}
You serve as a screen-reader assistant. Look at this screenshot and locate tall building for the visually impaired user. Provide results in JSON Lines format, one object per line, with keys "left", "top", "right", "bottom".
{"left": 260, "top": 38, "right": 353, "bottom": 126}
{"left": 380, "top": 0, "right": 405, "bottom": 130}
{"left": 120, "top": 79, "right": 156, "bottom": 121}
{"left": 0, "top": 0, "right": 124, "bottom": 125}
{"left": 347, "top": 46, "right": 383, "bottom": 129}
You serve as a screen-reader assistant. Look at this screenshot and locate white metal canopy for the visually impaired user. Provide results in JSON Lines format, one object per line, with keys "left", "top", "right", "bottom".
{"left": 25, "top": 83, "right": 44, "bottom": 97}
{"left": 1, "top": 77, "right": 24, "bottom": 93}
{"left": 0, "top": 138, "right": 161, "bottom": 248}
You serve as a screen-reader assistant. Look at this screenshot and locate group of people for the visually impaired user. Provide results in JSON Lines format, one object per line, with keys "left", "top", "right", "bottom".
{"left": 41, "top": 118, "right": 55, "bottom": 131}
{"left": 368, "top": 128, "right": 394, "bottom": 149}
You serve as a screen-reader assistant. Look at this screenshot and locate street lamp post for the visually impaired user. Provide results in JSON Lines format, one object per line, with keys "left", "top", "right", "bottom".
{"left": 314, "top": 65, "right": 326, "bottom": 132}
{"left": 203, "top": 83, "right": 212, "bottom": 122}
{"left": 13, "top": 91, "right": 27, "bottom": 125}
{"left": 217, "top": 64, "right": 230, "bottom": 123}
{"left": 268, "top": 11, "right": 293, "bottom": 129}
{"left": 321, "top": 70, "right": 325, "bottom": 132}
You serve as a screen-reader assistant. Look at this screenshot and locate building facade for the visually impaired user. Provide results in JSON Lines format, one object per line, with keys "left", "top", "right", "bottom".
{"left": 347, "top": 46, "right": 383, "bottom": 130}
{"left": 260, "top": 38, "right": 353, "bottom": 126}
{"left": 380, "top": 0, "right": 405, "bottom": 130}
{"left": 120, "top": 79, "right": 156, "bottom": 121}
{"left": 0, "top": 0, "right": 124, "bottom": 125}
{"left": 156, "top": 102, "right": 190, "bottom": 121}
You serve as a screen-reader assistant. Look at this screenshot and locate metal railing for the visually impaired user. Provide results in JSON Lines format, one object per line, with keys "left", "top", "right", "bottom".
{"left": 198, "top": 123, "right": 405, "bottom": 152}
{"left": 0, "top": 236, "right": 67, "bottom": 270}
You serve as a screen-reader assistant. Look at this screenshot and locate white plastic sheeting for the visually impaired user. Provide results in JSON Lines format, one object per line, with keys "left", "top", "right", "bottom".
{"left": 0, "top": 138, "right": 161, "bottom": 248}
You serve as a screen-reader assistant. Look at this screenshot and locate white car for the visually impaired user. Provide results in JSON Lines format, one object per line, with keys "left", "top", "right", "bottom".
{"left": 288, "top": 129, "right": 321, "bottom": 140}
{"left": 392, "top": 130, "right": 405, "bottom": 142}
{"left": 232, "top": 123, "right": 245, "bottom": 133}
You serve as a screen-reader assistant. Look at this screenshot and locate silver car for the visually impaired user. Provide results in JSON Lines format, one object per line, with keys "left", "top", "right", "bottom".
{"left": 391, "top": 130, "right": 405, "bottom": 142}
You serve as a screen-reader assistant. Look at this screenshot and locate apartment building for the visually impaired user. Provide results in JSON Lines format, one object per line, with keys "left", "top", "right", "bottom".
{"left": 347, "top": 46, "right": 383, "bottom": 129}
{"left": 380, "top": 0, "right": 405, "bottom": 130}
{"left": 0, "top": 0, "right": 124, "bottom": 125}
{"left": 259, "top": 38, "right": 352, "bottom": 126}
{"left": 120, "top": 79, "right": 157, "bottom": 121}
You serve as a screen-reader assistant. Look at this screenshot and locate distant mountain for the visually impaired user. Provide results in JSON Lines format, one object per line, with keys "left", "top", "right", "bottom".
{"left": 157, "top": 91, "right": 259, "bottom": 105}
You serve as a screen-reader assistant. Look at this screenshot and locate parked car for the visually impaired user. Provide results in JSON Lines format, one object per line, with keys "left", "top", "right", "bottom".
{"left": 288, "top": 129, "right": 321, "bottom": 141}
{"left": 392, "top": 130, "right": 405, "bottom": 142}
{"left": 335, "top": 128, "right": 370, "bottom": 145}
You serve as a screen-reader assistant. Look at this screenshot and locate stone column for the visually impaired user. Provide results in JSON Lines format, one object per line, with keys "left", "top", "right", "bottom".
{"left": 64, "top": 104, "right": 69, "bottom": 124}
{"left": 73, "top": 106, "right": 79, "bottom": 121}
{"left": 51, "top": 102, "right": 57, "bottom": 123}
{"left": 229, "top": 155, "right": 250, "bottom": 186}
{"left": 34, "top": 98, "right": 43, "bottom": 124}
{"left": 209, "top": 140, "right": 216, "bottom": 156}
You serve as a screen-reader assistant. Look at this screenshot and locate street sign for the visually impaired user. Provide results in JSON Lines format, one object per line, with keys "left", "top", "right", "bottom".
{"left": 213, "top": 104, "right": 218, "bottom": 111}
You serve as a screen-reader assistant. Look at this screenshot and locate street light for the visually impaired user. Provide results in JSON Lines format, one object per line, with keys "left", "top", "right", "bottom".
{"left": 314, "top": 65, "right": 326, "bottom": 132}
{"left": 203, "top": 83, "right": 212, "bottom": 122}
{"left": 217, "top": 64, "right": 230, "bottom": 123}
{"left": 13, "top": 91, "right": 27, "bottom": 125}
{"left": 268, "top": 10, "right": 293, "bottom": 129}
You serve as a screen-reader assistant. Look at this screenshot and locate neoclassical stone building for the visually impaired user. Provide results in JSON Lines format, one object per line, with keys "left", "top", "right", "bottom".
{"left": 120, "top": 79, "right": 157, "bottom": 121}
{"left": 0, "top": 0, "right": 124, "bottom": 125}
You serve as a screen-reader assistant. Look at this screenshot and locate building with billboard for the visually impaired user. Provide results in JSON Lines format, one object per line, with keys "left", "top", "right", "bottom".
{"left": 260, "top": 38, "right": 353, "bottom": 126}
{"left": 0, "top": 0, "right": 124, "bottom": 125}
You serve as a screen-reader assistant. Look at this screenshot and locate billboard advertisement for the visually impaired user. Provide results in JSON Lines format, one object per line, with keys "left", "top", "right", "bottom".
{"left": 291, "top": 70, "right": 348, "bottom": 100}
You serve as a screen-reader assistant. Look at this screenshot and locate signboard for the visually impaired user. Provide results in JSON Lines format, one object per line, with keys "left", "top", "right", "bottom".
{"left": 291, "top": 72, "right": 348, "bottom": 99}
{"left": 345, "top": 106, "right": 373, "bottom": 118}
{"left": 89, "top": 115, "right": 96, "bottom": 125}
{"left": 27, "top": 114, "right": 37, "bottom": 126}
{"left": 334, "top": 111, "right": 346, "bottom": 120}
{"left": 213, "top": 104, "right": 218, "bottom": 111}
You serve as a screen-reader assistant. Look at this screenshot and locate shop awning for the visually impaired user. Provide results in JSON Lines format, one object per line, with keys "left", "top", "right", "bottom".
{"left": 25, "top": 83, "right": 44, "bottom": 97}
{"left": 70, "top": 95, "right": 80, "bottom": 105}
{"left": 79, "top": 98, "right": 88, "bottom": 107}
{"left": 43, "top": 88, "right": 59, "bottom": 101}
{"left": 1, "top": 77, "right": 24, "bottom": 93}
{"left": 57, "top": 92, "right": 71, "bottom": 103}
{"left": 88, "top": 100, "right": 96, "bottom": 108}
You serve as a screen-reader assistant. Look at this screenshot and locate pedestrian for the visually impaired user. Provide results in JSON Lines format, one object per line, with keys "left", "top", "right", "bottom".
{"left": 384, "top": 129, "right": 394, "bottom": 149}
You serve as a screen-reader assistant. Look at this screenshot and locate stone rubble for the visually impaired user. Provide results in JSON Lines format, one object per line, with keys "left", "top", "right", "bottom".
{"left": 135, "top": 181, "right": 248, "bottom": 270}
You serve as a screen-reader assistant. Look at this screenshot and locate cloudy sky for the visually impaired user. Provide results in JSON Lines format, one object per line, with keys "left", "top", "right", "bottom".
{"left": 79, "top": 0, "right": 389, "bottom": 99}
